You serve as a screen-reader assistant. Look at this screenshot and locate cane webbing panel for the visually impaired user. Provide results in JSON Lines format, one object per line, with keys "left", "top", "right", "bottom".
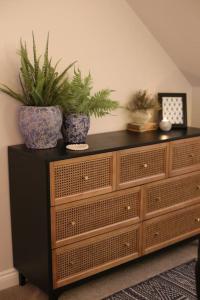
{"left": 55, "top": 227, "right": 139, "bottom": 282}
{"left": 171, "top": 138, "right": 200, "bottom": 171}
{"left": 144, "top": 205, "right": 200, "bottom": 250}
{"left": 119, "top": 146, "right": 167, "bottom": 184}
{"left": 144, "top": 172, "right": 200, "bottom": 215}
{"left": 52, "top": 156, "right": 113, "bottom": 200}
{"left": 55, "top": 190, "right": 141, "bottom": 242}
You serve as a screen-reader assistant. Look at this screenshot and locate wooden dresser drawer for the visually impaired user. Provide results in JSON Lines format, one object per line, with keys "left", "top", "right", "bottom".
{"left": 143, "top": 171, "right": 200, "bottom": 219}
{"left": 50, "top": 153, "right": 116, "bottom": 205}
{"left": 117, "top": 143, "right": 168, "bottom": 189}
{"left": 143, "top": 204, "right": 200, "bottom": 254}
{"left": 53, "top": 225, "right": 141, "bottom": 288}
{"left": 51, "top": 187, "right": 141, "bottom": 248}
{"left": 170, "top": 137, "right": 200, "bottom": 176}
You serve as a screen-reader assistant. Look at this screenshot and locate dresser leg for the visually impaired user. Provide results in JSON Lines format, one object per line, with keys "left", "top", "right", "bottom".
{"left": 49, "top": 292, "right": 59, "bottom": 300}
{"left": 18, "top": 273, "right": 26, "bottom": 286}
{"left": 196, "top": 263, "right": 200, "bottom": 299}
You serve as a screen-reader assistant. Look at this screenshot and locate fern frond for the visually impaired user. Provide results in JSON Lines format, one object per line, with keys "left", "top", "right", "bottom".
{"left": 89, "top": 89, "right": 119, "bottom": 117}
{"left": 61, "top": 69, "right": 119, "bottom": 117}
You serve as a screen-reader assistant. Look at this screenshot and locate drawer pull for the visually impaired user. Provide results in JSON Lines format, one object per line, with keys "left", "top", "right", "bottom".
{"left": 83, "top": 175, "right": 89, "bottom": 181}
{"left": 195, "top": 218, "right": 200, "bottom": 223}
{"left": 189, "top": 153, "right": 194, "bottom": 158}
{"left": 126, "top": 205, "right": 131, "bottom": 211}
{"left": 70, "top": 221, "right": 76, "bottom": 226}
{"left": 143, "top": 163, "right": 148, "bottom": 168}
{"left": 124, "top": 242, "right": 130, "bottom": 248}
{"left": 69, "top": 261, "right": 75, "bottom": 266}
{"left": 154, "top": 232, "right": 159, "bottom": 237}
{"left": 196, "top": 185, "right": 200, "bottom": 190}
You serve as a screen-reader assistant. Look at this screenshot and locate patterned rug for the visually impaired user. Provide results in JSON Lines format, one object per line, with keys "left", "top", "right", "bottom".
{"left": 103, "top": 259, "right": 197, "bottom": 300}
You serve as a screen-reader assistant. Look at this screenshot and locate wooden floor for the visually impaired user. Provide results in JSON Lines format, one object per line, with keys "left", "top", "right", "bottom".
{"left": 0, "top": 239, "right": 197, "bottom": 300}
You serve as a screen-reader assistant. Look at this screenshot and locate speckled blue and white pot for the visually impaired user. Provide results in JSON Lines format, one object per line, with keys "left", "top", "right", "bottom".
{"left": 62, "top": 113, "right": 90, "bottom": 144}
{"left": 19, "top": 106, "right": 62, "bottom": 149}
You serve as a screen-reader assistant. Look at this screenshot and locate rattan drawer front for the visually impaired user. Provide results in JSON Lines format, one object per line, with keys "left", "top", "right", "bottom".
{"left": 117, "top": 144, "right": 168, "bottom": 189}
{"left": 170, "top": 137, "right": 200, "bottom": 176}
{"left": 143, "top": 171, "right": 200, "bottom": 219}
{"left": 51, "top": 187, "right": 141, "bottom": 248}
{"left": 53, "top": 225, "right": 141, "bottom": 288}
{"left": 50, "top": 153, "right": 116, "bottom": 205}
{"left": 143, "top": 204, "right": 200, "bottom": 254}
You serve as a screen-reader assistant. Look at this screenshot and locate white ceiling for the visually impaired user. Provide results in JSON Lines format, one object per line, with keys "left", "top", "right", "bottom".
{"left": 127, "top": 0, "right": 200, "bottom": 86}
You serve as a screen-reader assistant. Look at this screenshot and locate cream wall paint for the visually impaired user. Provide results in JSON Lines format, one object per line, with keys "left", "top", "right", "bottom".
{"left": 127, "top": 0, "right": 200, "bottom": 86}
{"left": 192, "top": 87, "right": 200, "bottom": 127}
{"left": 0, "top": 0, "right": 192, "bottom": 278}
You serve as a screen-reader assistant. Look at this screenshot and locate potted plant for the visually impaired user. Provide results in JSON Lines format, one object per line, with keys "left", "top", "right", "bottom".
{"left": 127, "top": 90, "right": 160, "bottom": 125}
{"left": 61, "top": 68, "right": 119, "bottom": 144}
{"left": 0, "top": 33, "right": 75, "bottom": 149}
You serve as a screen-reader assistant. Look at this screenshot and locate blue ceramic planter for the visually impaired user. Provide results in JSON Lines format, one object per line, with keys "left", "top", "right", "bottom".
{"left": 19, "top": 106, "right": 62, "bottom": 149}
{"left": 62, "top": 114, "right": 90, "bottom": 144}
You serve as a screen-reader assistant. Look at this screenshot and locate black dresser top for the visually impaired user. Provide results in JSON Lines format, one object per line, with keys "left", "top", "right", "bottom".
{"left": 8, "top": 127, "right": 200, "bottom": 162}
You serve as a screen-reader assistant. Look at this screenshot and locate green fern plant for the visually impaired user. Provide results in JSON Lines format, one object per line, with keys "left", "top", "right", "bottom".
{"left": 127, "top": 90, "right": 160, "bottom": 112}
{"left": 0, "top": 33, "right": 75, "bottom": 106}
{"left": 61, "top": 68, "right": 119, "bottom": 117}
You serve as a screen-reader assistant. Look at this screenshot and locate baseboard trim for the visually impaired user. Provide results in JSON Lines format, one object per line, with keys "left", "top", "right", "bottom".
{"left": 0, "top": 268, "right": 18, "bottom": 291}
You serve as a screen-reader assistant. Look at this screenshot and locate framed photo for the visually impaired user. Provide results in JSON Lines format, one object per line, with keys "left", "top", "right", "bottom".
{"left": 158, "top": 93, "right": 187, "bottom": 128}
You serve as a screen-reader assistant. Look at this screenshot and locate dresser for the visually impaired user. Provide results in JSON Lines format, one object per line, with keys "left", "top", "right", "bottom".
{"left": 8, "top": 127, "right": 200, "bottom": 300}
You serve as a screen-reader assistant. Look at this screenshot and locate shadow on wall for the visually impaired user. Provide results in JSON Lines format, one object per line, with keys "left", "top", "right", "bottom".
{"left": 0, "top": 145, "right": 13, "bottom": 271}
{"left": 1, "top": 97, "right": 22, "bottom": 146}
{"left": 0, "top": 96, "right": 22, "bottom": 271}
{"left": 181, "top": 70, "right": 200, "bottom": 87}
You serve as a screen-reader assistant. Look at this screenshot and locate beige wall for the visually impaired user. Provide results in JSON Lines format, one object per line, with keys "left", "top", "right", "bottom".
{"left": 192, "top": 87, "right": 200, "bottom": 127}
{"left": 0, "top": 0, "right": 192, "bottom": 278}
{"left": 127, "top": 0, "right": 200, "bottom": 86}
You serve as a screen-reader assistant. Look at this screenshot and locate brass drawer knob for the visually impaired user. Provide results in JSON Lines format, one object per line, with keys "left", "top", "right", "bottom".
{"left": 83, "top": 175, "right": 89, "bottom": 181}
{"left": 195, "top": 218, "right": 200, "bottom": 223}
{"left": 124, "top": 242, "right": 130, "bottom": 248}
{"left": 154, "top": 232, "right": 159, "bottom": 237}
{"left": 143, "top": 163, "right": 148, "bottom": 168}
{"left": 126, "top": 205, "right": 131, "bottom": 211}
{"left": 70, "top": 221, "right": 76, "bottom": 226}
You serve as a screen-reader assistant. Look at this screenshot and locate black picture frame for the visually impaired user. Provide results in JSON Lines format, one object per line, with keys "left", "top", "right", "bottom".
{"left": 158, "top": 93, "right": 187, "bottom": 128}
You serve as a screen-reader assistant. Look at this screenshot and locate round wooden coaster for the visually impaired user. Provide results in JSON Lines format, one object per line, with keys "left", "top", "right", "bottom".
{"left": 66, "top": 144, "right": 89, "bottom": 151}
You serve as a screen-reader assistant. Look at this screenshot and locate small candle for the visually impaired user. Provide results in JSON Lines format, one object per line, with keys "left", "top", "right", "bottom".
{"left": 159, "top": 118, "right": 172, "bottom": 132}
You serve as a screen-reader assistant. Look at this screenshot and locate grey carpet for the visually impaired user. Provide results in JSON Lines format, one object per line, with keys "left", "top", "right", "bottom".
{"left": 104, "top": 259, "right": 196, "bottom": 300}
{"left": 0, "top": 239, "right": 198, "bottom": 300}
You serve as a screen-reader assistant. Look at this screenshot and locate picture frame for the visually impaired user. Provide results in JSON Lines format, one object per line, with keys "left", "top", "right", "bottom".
{"left": 158, "top": 93, "right": 187, "bottom": 128}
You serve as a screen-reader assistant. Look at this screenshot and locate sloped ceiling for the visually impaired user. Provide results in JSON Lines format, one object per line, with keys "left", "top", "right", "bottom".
{"left": 127, "top": 0, "right": 200, "bottom": 86}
